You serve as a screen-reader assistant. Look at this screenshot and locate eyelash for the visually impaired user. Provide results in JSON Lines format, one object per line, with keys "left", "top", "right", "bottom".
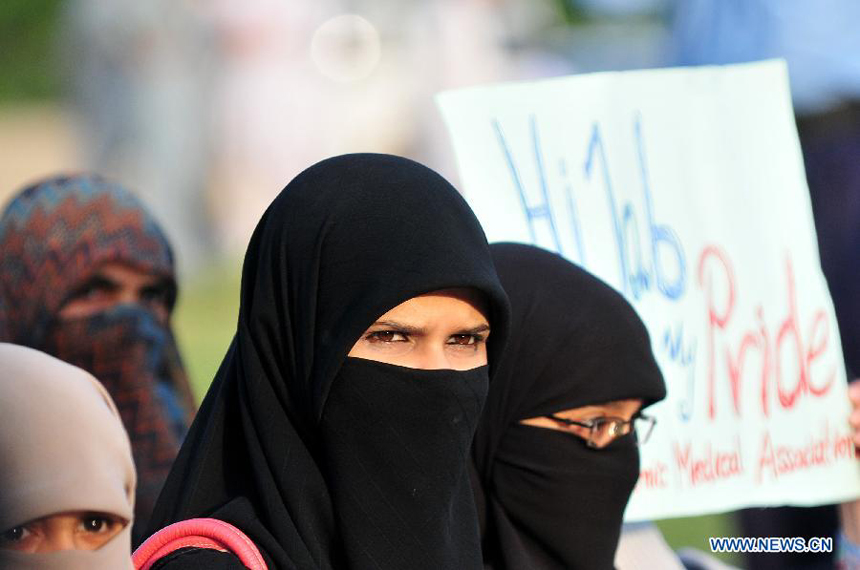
{"left": 365, "top": 331, "right": 409, "bottom": 343}
{"left": 364, "top": 331, "right": 486, "bottom": 347}
{"left": 447, "top": 333, "right": 486, "bottom": 346}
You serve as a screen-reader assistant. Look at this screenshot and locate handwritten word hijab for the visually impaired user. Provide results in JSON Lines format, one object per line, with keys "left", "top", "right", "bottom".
{"left": 0, "top": 343, "right": 135, "bottom": 570}
{"left": 0, "top": 175, "right": 195, "bottom": 537}
{"left": 473, "top": 243, "right": 666, "bottom": 570}
{"left": 148, "top": 154, "right": 510, "bottom": 569}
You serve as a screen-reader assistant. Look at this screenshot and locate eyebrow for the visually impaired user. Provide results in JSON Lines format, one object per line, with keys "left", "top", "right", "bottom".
{"left": 368, "top": 321, "right": 491, "bottom": 335}
{"left": 69, "top": 274, "right": 121, "bottom": 297}
{"left": 369, "top": 321, "right": 426, "bottom": 335}
{"left": 458, "top": 324, "right": 491, "bottom": 335}
{"left": 138, "top": 276, "right": 173, "bottom": 293}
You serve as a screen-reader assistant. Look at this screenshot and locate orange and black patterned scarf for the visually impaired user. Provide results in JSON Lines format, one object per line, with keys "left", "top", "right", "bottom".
{"left": 0, "top": 174, "right": 196, "bottom": 540}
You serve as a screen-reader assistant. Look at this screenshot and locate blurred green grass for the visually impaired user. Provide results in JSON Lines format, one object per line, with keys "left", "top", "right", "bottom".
{"left": 657, "top": 515, "right": 742, "bottom": 567}
{"left": 172, "top": 259, "right": 241, "bottom": 401}
{"left": 0, "top": 0, "right": 64, "bottom": 102}
{"left": 172, "top": 259, "right": 743, "bottom": 567}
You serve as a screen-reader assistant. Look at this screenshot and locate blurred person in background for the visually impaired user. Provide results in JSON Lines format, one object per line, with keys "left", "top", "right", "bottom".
{"left": 670, "top": 3, "right": 860, "bottom": 568}
{"left": 62, "top": 0, "right": 216, "bottom": 272}
{"left": 0, "top": 174, "right": 196, "bottom": 543}
{"left": 204, "top": 0, "right": 420, "bottom": 255}
{"left": 203, "top": 0, "right": 333, "bottom": 255}
{"left": 404, "top": 0, "right": 576, "bottom": 182}
{"left": 0, "top": 343, "right": 136, "bottom": 570}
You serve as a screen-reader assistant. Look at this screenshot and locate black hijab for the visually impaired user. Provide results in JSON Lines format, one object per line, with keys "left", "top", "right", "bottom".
{"left": 147, "top": 154, "right": 510, "bottom": 569}
{"left": 473, "top": 243, "right": 666, "bottom": 570}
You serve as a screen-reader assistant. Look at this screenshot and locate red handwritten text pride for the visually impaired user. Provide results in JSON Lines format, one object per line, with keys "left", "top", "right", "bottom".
{"left": 698, "top": 246, "right": 835, "bottom": 419}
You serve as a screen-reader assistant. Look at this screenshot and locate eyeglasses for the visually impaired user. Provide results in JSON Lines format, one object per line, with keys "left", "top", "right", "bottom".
{"left": 543, "top": 413, "right": 656, "bottom": 449}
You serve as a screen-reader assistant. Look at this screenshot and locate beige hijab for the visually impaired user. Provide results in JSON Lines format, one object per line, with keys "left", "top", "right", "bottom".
{"left": 0, "top": 343, "right": 135, "bottom": 570}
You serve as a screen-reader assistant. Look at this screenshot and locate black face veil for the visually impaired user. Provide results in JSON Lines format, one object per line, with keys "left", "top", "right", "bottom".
{"left": 147, "top": 154, "right": 509, "bottom": 569}
{"left": 473, "top": 243, "right": 666, "bottom": 570}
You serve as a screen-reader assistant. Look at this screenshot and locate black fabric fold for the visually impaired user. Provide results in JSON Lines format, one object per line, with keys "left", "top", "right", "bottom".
{"left": 147, "top": 154, "right": 510, "bottom": 569}
{"left": 321, "top": 358, "right": 489, "bottom": 570}
{"left": 473, "top": 243, "right": 666, "bottom": 570}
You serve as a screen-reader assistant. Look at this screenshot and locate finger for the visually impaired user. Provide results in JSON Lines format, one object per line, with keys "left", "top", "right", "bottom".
{"left": 849, "top": 380, "right": 860, "bottom": 403}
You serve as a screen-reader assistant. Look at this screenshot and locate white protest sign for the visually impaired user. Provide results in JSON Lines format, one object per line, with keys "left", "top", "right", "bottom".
{"left": 438, "top": 60, "right": 860, "bottom": 521}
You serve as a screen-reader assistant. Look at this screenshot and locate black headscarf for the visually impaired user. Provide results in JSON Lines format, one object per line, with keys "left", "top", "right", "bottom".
{"left": 472, "top": 243, "right": 666, "bottom": 570}
{"left": 147, "top": 154, "right": 510, "bottom": 569}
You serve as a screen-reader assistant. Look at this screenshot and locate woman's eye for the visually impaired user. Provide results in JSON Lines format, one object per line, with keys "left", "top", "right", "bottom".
{"left": 0, "top": 526, "right": 29, "bottom": 543}
{"left": 78, "top": 285, "right": 107, "bottom": 301}
{"left": 447, "top": 334, "right": 484, "bottom": 346}
{"left": 73, "top": 277, "right": 115, "bottom": 302}
{"left": 366, "top": 331, "right": 408, "bottom": 343}
{"left": 140, "top": 284, "right": 171, "bottom": 307}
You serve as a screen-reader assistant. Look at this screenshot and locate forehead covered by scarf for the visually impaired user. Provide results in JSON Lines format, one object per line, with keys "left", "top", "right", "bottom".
{"left": 233, "top": 153, "right": 510, "bottom": 430}
{"left": 0, "top": 343, "right": 135, "bottom": 570}
{"left": 148, "top": 153, "right": 510, "bottom": 569}
{"left": 0, "top": 174, "right": 175, "bottom": 344}
{"left": 474, "top": 243, "right": 666, "bottom": 470}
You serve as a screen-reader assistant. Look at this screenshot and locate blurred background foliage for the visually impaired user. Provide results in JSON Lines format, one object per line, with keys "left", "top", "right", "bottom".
{"left": 0, "top": 0, "right": 64, "bottom": 101}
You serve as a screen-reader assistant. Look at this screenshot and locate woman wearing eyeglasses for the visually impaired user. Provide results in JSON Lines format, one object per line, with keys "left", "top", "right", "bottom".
{"left": 471, "top": 243, "right": 666, "bottom": 570}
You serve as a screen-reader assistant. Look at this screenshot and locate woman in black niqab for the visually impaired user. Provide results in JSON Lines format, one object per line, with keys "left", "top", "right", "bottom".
{"left": 472, "top": 243, "right": 666, "bottom": 570}
{"left": 146, "top": 154, "right": 510, "bottom": 569}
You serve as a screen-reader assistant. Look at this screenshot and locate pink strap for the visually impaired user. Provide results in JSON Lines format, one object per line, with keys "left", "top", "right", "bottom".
{"left": 133, "top": 518, "right": 267, "bottom": 570}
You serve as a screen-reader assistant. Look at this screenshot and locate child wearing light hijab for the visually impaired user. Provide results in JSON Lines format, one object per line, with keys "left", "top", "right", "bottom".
{"left": 0, "top": 343, "right": 136, "bottom": 570}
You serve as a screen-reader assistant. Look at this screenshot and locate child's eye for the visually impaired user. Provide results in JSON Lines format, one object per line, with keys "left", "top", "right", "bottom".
{"left": 0, "top": 526, "right": 30, "bottom": 543}
{"left": 80, "top": 513, "right": 121, "bottom": 533}
{"left": 366, "top": 331, "right": 408, "bottom": 343}
{"left": 83, "top": 518, "right": 104, "bottom": 533}
{"left": 80, "top": 515, "right": 114, "bottom": 534}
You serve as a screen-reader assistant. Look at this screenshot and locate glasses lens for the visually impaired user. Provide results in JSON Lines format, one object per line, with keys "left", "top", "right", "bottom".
{"left": 634, "top": 416, "right": 656, "bottom": 445}
{"left": 589, "top": 419, "right": 627, "bottom": 448}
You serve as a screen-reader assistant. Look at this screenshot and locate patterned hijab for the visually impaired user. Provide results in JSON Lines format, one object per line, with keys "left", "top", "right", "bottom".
{"left": 0, "top": 343, "right": 135, "bottom": 570}
{"left": 0, "top": 174, "right": 174, "bottom": 342}
{"left": 0, "top": 174, "right": 195, "bottom": 539}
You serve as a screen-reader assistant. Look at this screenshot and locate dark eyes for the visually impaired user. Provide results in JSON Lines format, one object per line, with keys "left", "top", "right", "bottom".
{"left": 81, "top": 515, "right": 113, "bottom": 533}
{"left": 0, "top": 526, "right": 27, "bottom": 543}
{"left": 71, "top": 276, "right": 116, "bottom": 302}
{"left": 447, "top": 334, "right": 482, "bottom": 346}
{"left": 364, "top": 331, "right": 485, "bottom": 346}
{"left": 139, "top": 284, "right": 172, "bottom": 306}
{"left": 366, "top": 331, "right": 408, "bottom": 343}
{"left": 62, "top": 277, "right": 172, "bottom": 311}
